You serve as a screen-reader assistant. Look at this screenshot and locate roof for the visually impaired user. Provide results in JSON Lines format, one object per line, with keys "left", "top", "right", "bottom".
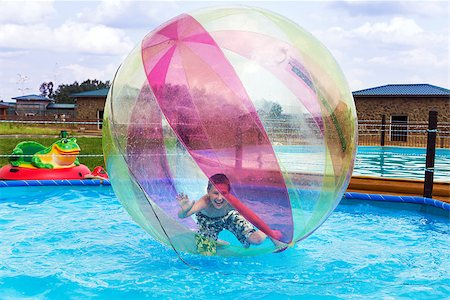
{"left": 0, "top": 102, "right": 11, "bottom": 108}
{"left": 353, "top": 84, "right": 450, "bottom": 96}
{"left": 71, "top": 88, "right": 110, "bottom": 98}
{"left": 47, "top": 103, "right": 76, "bottom": 109}
{"left": 12, "top": 94, "right": 54, "bottom": 101}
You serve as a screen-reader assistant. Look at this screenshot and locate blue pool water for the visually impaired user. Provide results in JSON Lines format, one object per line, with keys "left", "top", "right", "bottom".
{"left": 354, "top": 146, "right": 450, "bottom": 181}
{"left": 1, "top": 185, "right": 448, "bottom": 299}
{"left": 275, "top": 146, "right": 450, "bottom": 181}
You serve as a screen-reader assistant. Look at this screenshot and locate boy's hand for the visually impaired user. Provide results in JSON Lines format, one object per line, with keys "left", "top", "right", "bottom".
{"left": 176, "top": 192, "right": 194, "bottom": 212}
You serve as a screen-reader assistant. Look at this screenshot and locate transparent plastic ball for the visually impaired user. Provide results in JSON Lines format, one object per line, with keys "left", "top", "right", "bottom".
{"left": 103, "top": 6, "right": 357, "bottom": 256}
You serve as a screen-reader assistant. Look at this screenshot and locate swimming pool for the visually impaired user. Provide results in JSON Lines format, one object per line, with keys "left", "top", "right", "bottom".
{"left": 1, "top": 185, "right": 448, "bottom": 299}
{"left": 354, "top": 146, "right": 450, "bottom": 181}
{"left": 275, "top": 146, "right": 450, "bottom": 181}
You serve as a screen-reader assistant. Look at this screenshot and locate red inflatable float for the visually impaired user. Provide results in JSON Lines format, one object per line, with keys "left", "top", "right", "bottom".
{"left": 0, "top": 164, "right": 91, "bottom": 180}
{"left": 0, "top": 135, "right": 109, "bottom": 181}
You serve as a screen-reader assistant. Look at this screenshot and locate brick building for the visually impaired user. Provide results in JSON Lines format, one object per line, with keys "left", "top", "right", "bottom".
{"left": 353, "top": 84, "right": 449, "bottom": 123}
{"left": 71, "top": 88, "right": 109, "bottom": 129}
{"left": 353, "top": 84, "right": 449, "bottom": 147}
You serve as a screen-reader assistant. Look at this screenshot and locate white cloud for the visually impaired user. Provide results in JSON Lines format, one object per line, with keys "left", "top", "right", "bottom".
{"left": 403, "top": 1, "right": 449, "bottom": 18}
{"left": 315, "top": 14, "right": 449, "bottom": 90}
{"left": 1, "top": 1, "right": 448, "bottom": 102}
{"left": 0, "top": 1, "right": 56, "bottom": 24}
{"left": 355, "top": 17, "right": 423, "bottom": 44}
{"left": 0, "top": 50, "right": 29, "bottom": 58}
{"left": 60, "top": 63, "right": 117, "bottom": 82}
{"left": 75, "top": 0, "right": 181, "bottom": 28}
{"left": 399, "top": 48, "right": 448, "bottom": 68}
{"left": 321, "top": 16, "right": 447, "bottom": 50}
{"left": 54, "top": 22, "right": 134, "bottom": 54}
{"left": 319, "top": 16, "right": 448, "bottom": 64}
{"left": 346, "top": 66, "right": 372, "bottom": 91}
{"left": 355, "top": 48, "right": 448, "bottom": 69}
{"left": 327, "top": 1, "right": 449, "bottom": 18}
{"left": 77, "top": 0, "right": 132, "bottom": 24}
{"left": 0, "top": 22, "right": 134, "bottom": 55}
{"left": 366, "top": 56, "right": 391, "bottom": 65}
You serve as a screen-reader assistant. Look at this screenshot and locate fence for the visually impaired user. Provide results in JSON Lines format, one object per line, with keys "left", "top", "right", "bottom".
{"left": 0, "top": 116, "right": 103, "bottom": 131}
{"left": 1, "top": 112, "right": 448, "bottom": 198}
{"left": 2, "top": 113, "right": 449, "bottom": 148}
{"left": 358, "top": 116, "right": 449, "bottom": 148}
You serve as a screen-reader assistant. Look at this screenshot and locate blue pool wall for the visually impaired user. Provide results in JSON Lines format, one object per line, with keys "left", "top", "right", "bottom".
{"left": 0, "top": 179, "right": 110, "bottom": 187}
{"left": 345, "top": 191, "right": 450, "bottom": 211}
{"left": 1, "top": 179, "right": 448, "bottom": 212}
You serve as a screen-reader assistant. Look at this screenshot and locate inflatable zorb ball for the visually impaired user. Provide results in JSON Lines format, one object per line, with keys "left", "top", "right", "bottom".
{"left": 103, "top": 7, "right": 357, "bottom": 256}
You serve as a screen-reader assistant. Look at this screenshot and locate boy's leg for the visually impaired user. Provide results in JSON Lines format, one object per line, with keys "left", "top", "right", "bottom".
{"left": 225, "top": 211, "right": 287, "bottom": 250}
{"left": 225, "top": 210, "right": 263, "bottom": 247}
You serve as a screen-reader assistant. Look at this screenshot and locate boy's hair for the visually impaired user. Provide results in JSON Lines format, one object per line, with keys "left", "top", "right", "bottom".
{"left": 207, "top": 173, "right": 231, "bottom": 192}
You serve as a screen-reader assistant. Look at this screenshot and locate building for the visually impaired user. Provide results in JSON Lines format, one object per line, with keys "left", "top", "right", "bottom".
{"left": 12, "top": 94, "right": 54, "bottom": 116}
{"left": 352, "top": 84, "right": 449, "bottom": 122}
{"left": 353, "top": 84, "right": 450, "bottom": 147}
{"left": 70, "top": 84, "right": 449, "bottom": 120}
{"left": 64, "top": 84, "right": 450, "bottom": 142}
{"left": 71, "top": 88, "right": 109, "bottom": 129}
{"left": 46, "top": 103, "right": 76, "bottom": 119}
{"left": 71, "top": 88, "right": 109, "bottom": 128}
{"left": 9, "top": 94, "right": 75, "bottom": 118}
{"left": 0, "top": 101, "right": 10, "bottom": 118}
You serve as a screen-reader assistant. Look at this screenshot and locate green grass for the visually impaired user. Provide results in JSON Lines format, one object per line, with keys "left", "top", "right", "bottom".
{"left": 0, "top": 122, "right": 75, "bottom": 135}
{"left": 0, "top": 136, "right": 104, "bottom": 171}
{"left": 0, "top": 122, "right": 103, "bottom": 170}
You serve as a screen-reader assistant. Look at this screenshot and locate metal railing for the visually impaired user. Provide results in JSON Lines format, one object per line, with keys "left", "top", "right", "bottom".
{"left": 1, "top": 112, "right": 448, "bottom": 198}
{"left": 358, "top": 118, "right": 449, "bottom": 149}
{"left": 2, "top": 114, "right": 448, "bottom": 148}
{"left": 0, "top": 117, "right": 103, "bottom": 131}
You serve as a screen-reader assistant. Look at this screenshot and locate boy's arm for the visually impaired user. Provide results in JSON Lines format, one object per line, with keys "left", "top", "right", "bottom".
{"left": 177, "top": 194, "right": 207, "bottom": 218}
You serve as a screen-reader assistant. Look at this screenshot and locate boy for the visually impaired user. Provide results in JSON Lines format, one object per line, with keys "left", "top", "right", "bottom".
{"left": 177, "top": 173, "right": 268, "bottom": 255}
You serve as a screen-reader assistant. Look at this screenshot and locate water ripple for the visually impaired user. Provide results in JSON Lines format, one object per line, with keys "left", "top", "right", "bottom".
{"left": 0, "top": 186, "right": 449, "bottom": 299}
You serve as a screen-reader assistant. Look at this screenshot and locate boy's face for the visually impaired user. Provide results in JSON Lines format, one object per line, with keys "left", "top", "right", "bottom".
{"left": 208, "top": 183, "right": 229, "bottom": 209}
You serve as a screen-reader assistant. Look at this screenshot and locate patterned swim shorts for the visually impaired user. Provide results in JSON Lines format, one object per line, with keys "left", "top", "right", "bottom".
{"left": 195, "top": 210, "right": 256, "bottom": 254}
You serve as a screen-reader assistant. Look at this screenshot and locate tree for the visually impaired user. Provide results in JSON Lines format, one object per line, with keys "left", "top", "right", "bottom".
{"left": 49, "top": 79, "right": 110, "bottom": 103}
{"left": 269, "top": 103, "right": 283, "bottom": 118}
{"left": 39, "top": 81, "right": 54, "bottom": 98}
{"left": 257, "top": 99, "right": 283, "bottom": 118}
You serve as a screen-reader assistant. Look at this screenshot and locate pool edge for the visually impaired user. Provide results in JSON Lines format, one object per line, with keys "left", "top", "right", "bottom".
{"left": 0, "top": 179, "right": 111, "bottom": 187}
{"left": 349, "top": 175, "right": 450, "bottom": 200}
{"left": 344, "top": 192, "right": 450, "bottom": 211}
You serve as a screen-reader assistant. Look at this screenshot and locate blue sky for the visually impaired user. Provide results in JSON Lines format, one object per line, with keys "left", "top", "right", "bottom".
{"left": 0, "top": 0, "right": 448, "bottom": 102}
